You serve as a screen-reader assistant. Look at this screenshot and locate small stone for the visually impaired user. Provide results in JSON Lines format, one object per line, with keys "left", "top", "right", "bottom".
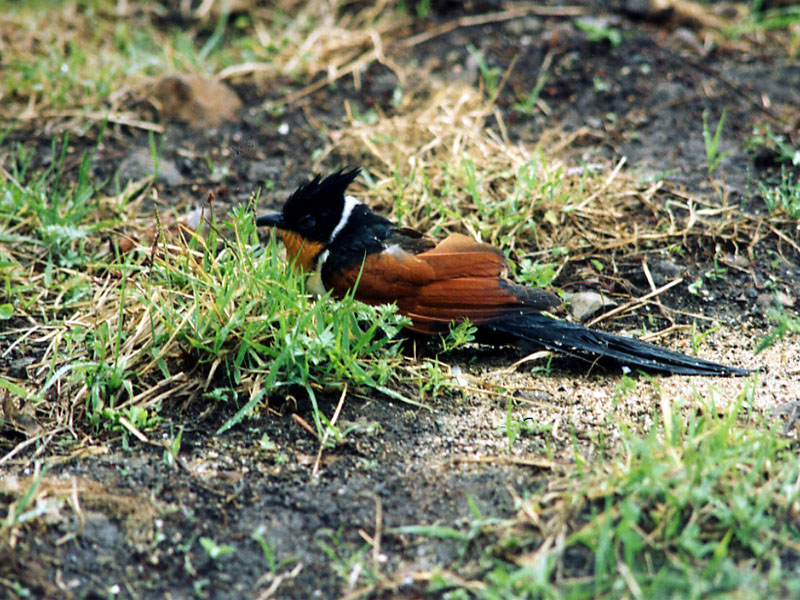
{"left": 725, "top": 254, "right": 750, "bottom": 268}
{"left": 776, "top": 291, "right": 796, "bottom": 308}
{"left": 153, "top": 74, "right": 242, "bottom": 129}
{"left": 649, "top": 259, "right": 685, "bottom": 285}
{"left": 117, "top": 147, "right": 185, "bottom": 186}
{"left": 568, "top": 291, "right": 618, "bottom": 322}
{"left": 756, "top": 291, "right": 795, "bottom": 313}
{"left": 247, "top": 159, "right": 282, "bottom": 183}
{"left": 756, "top": 293, "right": 776, "bottom": 313}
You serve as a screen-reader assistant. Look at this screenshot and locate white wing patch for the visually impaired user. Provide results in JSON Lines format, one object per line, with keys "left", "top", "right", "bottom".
{"left": 382, "top": 243, "right": 410, "bottom": 259}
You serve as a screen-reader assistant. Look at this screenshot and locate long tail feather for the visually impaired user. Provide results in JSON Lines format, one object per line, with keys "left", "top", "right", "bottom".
{"left": 486, "top": 313, "right": 751, "bottom": 376}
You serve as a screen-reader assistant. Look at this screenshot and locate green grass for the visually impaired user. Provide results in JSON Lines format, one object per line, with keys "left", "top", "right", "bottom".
{"left": 513, "top": 72, "right": 549, "bottom": 117}
{"left": 728, "top": 4, "right": 800, "bottom": 36}
{"left": 199, "top": 536, "right": 235, "bottom": 561}
{"left": 575, "top": 18, "right": 622, "bottom": 48}
{"left": 252, "top": 525, "right": 299, "bottom": 573}
{"left": 0, "top": 140, "right": 426, "bottom": 441}
{"left": 146, "top": 208, "right": 417, "bottom": 435}
{"left": 0, "top": 0, "right": 409, "bottom": 123}
{"left": 2, "top": 2, "right": 190, "bottom": 111}
{"left": 467, "top": 44, "right": 501, "bottom": 99}
{"left": 703, "top": 109, "right": 732, "bottom": 178}
{"left": 748, "top": 127, "right": 800, "bottom": 167}
{"left": 0, "top": 0, "right": 246, "bottom": 112}
{"left": 756, "top": 304, "right": 800, "bottom": 353}
{"left": 759, "top": 167, "right": 800, "bottom": 219}
{"left": 0, "top": 132, "right": 119, "bottom": 338}
{"left": 317, "top": 526, "right": 381, "bottom": 592}
{"left": 386, "top": 153, "right": 578, "bottom": 263}
{"left": 410, "top": 377, "right": 800, "bottom": 599}
{"left": 2, "top": 3, "right": 797, "bottom": 597}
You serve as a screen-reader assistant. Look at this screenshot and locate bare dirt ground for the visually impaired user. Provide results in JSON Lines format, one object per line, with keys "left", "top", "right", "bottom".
{"left": 2, "top": 1, "right": 800, "bottom": 599}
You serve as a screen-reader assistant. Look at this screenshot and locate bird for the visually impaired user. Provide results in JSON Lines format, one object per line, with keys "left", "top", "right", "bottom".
{"left": 256, "top": 168, "right": 751, "bottom": 377}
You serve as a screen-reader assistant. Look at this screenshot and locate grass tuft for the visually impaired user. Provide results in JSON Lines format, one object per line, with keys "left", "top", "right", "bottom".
{"left": 411, "top": 378, "right": 800, "bottom": 598}
{"left": 1, "top": 144, "right": 422, "bottom": 439}
{"left": 759, "top": 167, "right": 800, "bottom": 219}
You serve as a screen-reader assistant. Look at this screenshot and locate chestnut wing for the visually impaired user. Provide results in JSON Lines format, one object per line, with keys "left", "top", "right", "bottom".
{"left": 325, "top": 233, "right": 559, "bottom": 332}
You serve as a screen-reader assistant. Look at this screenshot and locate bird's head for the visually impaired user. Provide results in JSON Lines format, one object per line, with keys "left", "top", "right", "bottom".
{"left": 257, "top": 168, "right": 361, "bottom": 271}
{"left": 257, "top": 168, "right": 360, "bottom": 243}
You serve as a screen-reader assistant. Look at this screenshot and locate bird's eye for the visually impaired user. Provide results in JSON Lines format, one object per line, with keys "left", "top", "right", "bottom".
{"left": 298, "top": 215, "right": 316, "bottom": 231}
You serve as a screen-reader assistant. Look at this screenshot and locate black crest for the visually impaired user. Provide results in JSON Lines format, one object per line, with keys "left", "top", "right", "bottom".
{"left": 280, "top": 168, "right": 360, "bottom": 242}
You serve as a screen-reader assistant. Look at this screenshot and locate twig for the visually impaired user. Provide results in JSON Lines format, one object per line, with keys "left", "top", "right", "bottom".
{"left": 292, "top": 413, "right": 318, "bottom": 438}
{"left": 372, "top": 495, "right": 383, "bottom": 567}
{"left": 503, "top": 350, "right": 556, "bottom": 373}
{"left": 770, "top": 223, "right": 800, "bottom": 256}
{"left": 569, "top": 156, "right": 627, "bottom": 212}
{"left": 114, "top": 372, "right": 189, "bottom": 410}
{"left": 641, "top": 257, "right": 673, "bottom": 323}
{"left": 640, "top": 323, "right": 691, "bottom": 343}
{"left": 488, "top": 53, "right": 519, "bottom": 106}
{"left": 118, "top": 416, "right": 149, "bottom": 443}
{"left": 256, "top": 562, "right": 304, "bottom": 600}
{"left": 264, "top": 25, "right": 405, "bottom": 109}
{"left": 36, "top": 110, "right": 165, "bottom": 133}
{"left": 505, "top": 482, "right": 544, "bottom": 530}
{"left": 450, "top": 455, "right": 554, "bottom": 469}
{"left": 0, "top": 429, "right": 62, "bottom": 467}
{"left": 1, "top": 325, "right": 39, "bottom": 359}
{"left": 399, "top": 6, "right": 586, "bottom": 48}
{"left": 586, "top": 277, "right": 684, "bottom": 327}
{"left": 312, "top": 384, "right": 347, "bottom": 477}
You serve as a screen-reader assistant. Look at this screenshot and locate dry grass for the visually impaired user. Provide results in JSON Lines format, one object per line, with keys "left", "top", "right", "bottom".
{"left": 330, "top": 80, "right": 799, "bottom": 286}
{"left": 1, "top": 0, "right": 796, "bottom": 459}
{"left": 1, "top": 2, "right": 800, "bottom": 598}
{"left": 221, "top": 1, "right": 411, "bottom": 92}
{"left": 2, "top": 1, "right": 797, "bottom": 453}
{"left": 0, "top": 0, "right": 412, "bottom": 133}
{"left": 0, "top": 466, "right": 162, "bottom": 595}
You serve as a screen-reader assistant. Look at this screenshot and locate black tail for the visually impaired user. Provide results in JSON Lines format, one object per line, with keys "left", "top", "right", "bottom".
{"left": 486, "top": 313, "right": 751, "bottom": 376}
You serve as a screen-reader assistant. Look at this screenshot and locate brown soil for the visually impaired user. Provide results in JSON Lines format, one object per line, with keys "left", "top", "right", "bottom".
{"left": 2, "top": 2, "right": 799, "bottom": 599}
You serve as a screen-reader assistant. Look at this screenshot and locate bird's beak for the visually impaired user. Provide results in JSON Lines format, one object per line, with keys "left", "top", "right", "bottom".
{"left": 256, "top": 212, "right": 284, "bottom": 228}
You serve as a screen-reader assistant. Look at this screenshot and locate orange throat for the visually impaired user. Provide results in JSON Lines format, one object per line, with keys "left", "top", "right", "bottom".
{"left": 277, "top": 229, "right": 325, "bottom": 272}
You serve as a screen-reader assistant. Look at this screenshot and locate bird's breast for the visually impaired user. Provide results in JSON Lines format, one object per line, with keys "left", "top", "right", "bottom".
{"left": 277, "top": 229, "right": 326, "bottom": 273}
